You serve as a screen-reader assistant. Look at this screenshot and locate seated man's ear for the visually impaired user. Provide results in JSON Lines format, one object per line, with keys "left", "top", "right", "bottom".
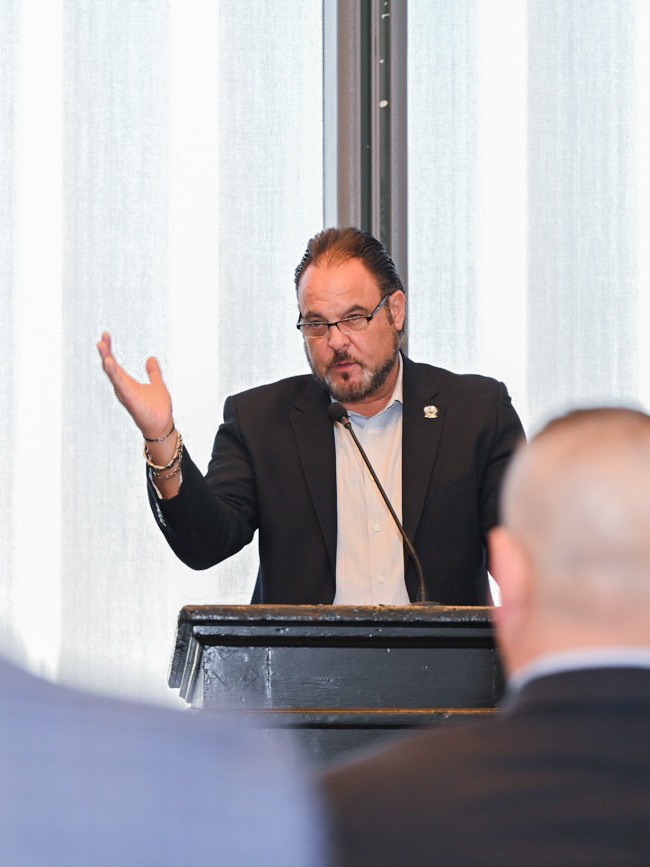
{"left": 488, "top": 526, "right": 531, "bottom": 620}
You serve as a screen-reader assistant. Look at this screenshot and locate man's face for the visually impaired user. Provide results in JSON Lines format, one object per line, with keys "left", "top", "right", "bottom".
{"left": 297, "top": 257, "right": 406, "bottom": 407}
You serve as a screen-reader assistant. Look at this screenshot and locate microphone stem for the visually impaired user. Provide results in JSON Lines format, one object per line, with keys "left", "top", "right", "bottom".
{"left": 341, "top": 417, "right": 429, "bottom": 604}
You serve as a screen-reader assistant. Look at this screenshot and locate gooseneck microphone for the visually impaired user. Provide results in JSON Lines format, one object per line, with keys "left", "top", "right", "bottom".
{"left": 327, "top": 402, "right": 434, "bottom": 605}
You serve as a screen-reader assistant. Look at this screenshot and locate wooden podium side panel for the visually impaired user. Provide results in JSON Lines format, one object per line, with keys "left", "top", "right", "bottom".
{"left": 202, "top": 644, "right": 501, "bottom": 710}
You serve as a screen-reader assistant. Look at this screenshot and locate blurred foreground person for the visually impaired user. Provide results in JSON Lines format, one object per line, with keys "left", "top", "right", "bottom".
{"left": 0, "top": 655, "right": 326, "bottom": 866}
{"left": 323, "top": 407, "right": 650, "bottom": 867}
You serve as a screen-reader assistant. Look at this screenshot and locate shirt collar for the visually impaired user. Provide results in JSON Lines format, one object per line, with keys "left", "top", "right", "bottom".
{"left": 509, "top": 647, "right": 650, "bottom": 693}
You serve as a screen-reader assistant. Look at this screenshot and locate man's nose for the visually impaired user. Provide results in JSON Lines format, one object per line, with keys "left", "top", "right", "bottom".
{"left": 326, "top": 323, "right": 350, "bottom": 350}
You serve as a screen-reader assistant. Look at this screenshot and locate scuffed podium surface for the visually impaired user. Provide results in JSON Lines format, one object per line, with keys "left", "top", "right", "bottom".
{"left": 169, "top": 605, "right": 503, "bottom": 763}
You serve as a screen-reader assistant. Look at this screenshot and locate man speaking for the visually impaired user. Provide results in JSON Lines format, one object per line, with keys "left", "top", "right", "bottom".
{"left": 98, "top": 227, "right": 524, "bottom": 604}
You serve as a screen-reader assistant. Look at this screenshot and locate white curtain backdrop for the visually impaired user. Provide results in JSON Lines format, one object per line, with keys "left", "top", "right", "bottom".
{"left": 1, "top": 0, "right": 322, "bottom": 703}
{"left": 2, "top": 0, "right": 648, "bottom": 704}
{"left": 408, "top": 0, "right": 649, "bottom": 435}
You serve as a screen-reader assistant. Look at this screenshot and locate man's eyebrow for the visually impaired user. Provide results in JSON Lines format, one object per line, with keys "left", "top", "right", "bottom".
{"left": 301, "top": 303, "right": 369, "bottom": 321}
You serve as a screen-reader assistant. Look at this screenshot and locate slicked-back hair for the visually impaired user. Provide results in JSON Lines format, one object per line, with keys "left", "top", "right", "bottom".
{"left": 294, "top": 227, "right": 405, "bottom": 298}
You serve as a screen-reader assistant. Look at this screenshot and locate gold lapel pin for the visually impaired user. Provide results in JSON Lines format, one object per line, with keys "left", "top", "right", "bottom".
{"left": 423, "top": 405, "right": 438, "bottom": 419}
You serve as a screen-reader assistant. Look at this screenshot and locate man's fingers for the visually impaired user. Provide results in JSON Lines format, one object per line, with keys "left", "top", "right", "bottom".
{"left": 104, "top": 358, "right": 129, "bottom": 398}
{"left": 98, "top": 337, "right": 172, "bottom": 433}
{"left": 97, "top": 331, "right": 112, "bottom": 356}
{"left": 97, "top": 333, "right": 119, "bottom": 379}
{"left": 146, "top": 356, "right": 164, "bottom": 385}
{"left": 102, "top": 354, "right": 117, "bottom": 377}
{"left": 98, "top": 334, "right": 134, "bottom": 394}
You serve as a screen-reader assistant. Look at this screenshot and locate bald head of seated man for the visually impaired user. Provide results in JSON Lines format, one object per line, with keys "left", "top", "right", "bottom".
{"left": 322, "top": 407, "right": 650, "bottom": 867}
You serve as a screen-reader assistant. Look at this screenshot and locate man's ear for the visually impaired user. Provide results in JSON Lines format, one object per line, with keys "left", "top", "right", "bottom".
{"left": 388, "top": 290, "right": 406, "bottom": 332}
{"left": 488, "top": 526, "right": 531, "bottom": 621}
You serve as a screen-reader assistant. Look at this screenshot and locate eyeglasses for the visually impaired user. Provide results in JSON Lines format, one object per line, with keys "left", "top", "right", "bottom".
{"left": 296, "top": 295, "right": 390, "bottom": 339}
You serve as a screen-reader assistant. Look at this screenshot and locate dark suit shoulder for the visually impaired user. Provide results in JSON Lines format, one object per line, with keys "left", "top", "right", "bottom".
{"left": 403, "top": 355, "right": 507, "bottom": 396}
{"left": 322, "top": 667, "right": 650, "bottom": 867}
{"left": 224, "top": 373, "right": 326, "bottom": 412}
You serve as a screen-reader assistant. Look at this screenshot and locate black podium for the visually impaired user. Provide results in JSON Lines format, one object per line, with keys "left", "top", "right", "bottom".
{"left": 169, "top": 604, "right": 503, "bottom": 763}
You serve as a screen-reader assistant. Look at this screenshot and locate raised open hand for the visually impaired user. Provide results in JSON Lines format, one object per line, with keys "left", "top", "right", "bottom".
{"left": 97, "top": 331, "right": 174, "bottom": 441}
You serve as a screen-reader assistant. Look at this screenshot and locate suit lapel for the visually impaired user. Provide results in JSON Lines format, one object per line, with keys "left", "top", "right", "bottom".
{"left": 402, "top": 356, "right": 445, "bottom": 542}
{"left": 289, "top": 380, "right": 338, "bottom": 574}
{"left": 286, "top": 359, "right": 445, "bottom": 579}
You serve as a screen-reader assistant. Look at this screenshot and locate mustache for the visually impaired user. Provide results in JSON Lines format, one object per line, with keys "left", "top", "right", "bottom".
{"left": 331, "top": 350, "right": 357, "bottom": 365}
{"left": 327, "top": 351, "right": 361, "bottom": 372}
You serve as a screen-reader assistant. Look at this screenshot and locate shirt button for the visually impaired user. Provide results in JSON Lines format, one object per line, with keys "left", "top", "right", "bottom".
{"left": 377, "top": 575, "right": 385, "bottom": 583}
{"left": 373, "top": 524, "right": 381, "bottom": 532}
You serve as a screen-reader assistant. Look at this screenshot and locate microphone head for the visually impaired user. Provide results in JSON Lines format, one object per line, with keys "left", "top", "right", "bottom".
{"left": 327, "top": 402, "right": 349, "bottom": 424}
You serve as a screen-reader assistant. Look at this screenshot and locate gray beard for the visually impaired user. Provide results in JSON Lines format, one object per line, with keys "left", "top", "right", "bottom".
{"left": 306, "top": 339, "right": 400, "bottom": 404}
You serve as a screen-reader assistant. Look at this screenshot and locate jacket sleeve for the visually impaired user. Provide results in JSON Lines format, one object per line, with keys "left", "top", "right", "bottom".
{"left": 147, "top": 395, "right": 258, "bottom": 570}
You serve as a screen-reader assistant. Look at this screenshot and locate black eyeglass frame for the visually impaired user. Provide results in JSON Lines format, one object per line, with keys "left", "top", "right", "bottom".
{"left": 296, "top": 294, "right": 390, "bottom": 339}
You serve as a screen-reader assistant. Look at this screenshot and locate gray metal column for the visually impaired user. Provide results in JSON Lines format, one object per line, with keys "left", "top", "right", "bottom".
{"left": 323, "top": 0, "right": 408, "bottom": 285}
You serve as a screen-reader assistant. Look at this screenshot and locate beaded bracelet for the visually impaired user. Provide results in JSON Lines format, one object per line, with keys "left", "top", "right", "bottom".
{"left": 143, "top": 431, "right": 183, "bottom": 472}
{"left": 151, "top": 458, "right": 183, "bottom": 481}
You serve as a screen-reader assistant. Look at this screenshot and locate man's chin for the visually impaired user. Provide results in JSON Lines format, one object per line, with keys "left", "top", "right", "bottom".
{"left": 307, "top": 345, "right": 399, "bottom": 403}
{"left": 325, "top": 373, "right": 372, "bottom": 403}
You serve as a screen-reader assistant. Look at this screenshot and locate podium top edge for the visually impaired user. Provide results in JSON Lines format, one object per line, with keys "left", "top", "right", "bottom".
{"left": 176, "top": 604, "right": 495, "bottom": 626}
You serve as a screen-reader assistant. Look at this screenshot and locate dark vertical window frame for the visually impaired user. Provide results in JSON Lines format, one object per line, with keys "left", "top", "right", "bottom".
{"left": 323, "top": 0, "right": 408, "bottom": 298}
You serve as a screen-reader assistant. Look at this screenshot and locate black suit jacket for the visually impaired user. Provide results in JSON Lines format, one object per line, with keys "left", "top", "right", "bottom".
{"left": 149, "top": 354, "right": 524, "bottom": 603}
{"left": 322, "top": 666, "right": 650, "bottom": 867}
